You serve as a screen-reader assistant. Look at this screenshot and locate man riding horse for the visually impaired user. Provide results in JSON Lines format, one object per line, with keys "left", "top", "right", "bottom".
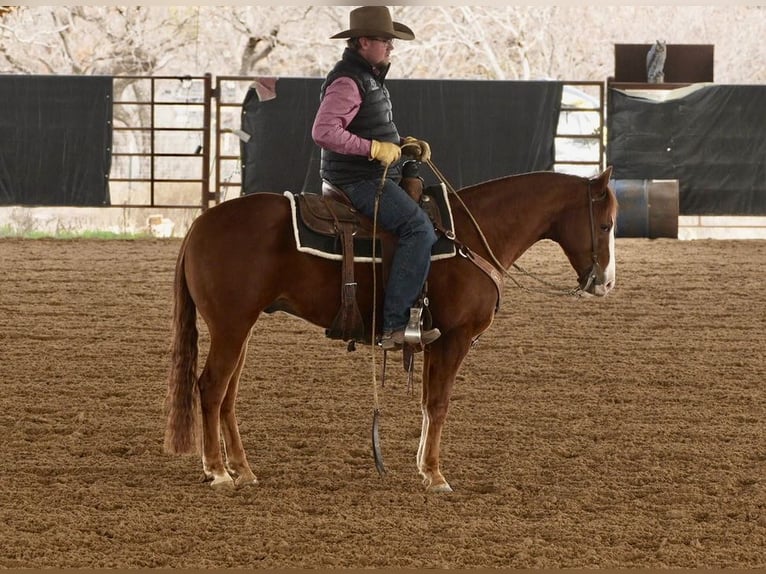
{"left": 163, "top": 5, "right": 618, "bottom": 492}
{"left": 311, "top": 6, "right": 440, "bottom": 351}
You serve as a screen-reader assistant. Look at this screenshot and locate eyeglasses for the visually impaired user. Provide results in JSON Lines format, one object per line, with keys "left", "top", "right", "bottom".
{"left": 368, "top": 37, "right": 394, "bottom": 47}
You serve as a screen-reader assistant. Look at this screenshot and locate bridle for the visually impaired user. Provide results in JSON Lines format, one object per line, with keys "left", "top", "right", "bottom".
{"left": 426, "top": 158, "right": 612, "bottom": 299}
{"left": 577, "top": 181, "right": 610, "bottom": 293}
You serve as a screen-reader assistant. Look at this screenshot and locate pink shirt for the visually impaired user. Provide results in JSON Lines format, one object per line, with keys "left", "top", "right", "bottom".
{"left": 311, "top": 76, "right": 372, "bottom": 158}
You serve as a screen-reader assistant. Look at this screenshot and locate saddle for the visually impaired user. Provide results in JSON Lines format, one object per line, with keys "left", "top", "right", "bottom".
{"left": 296, "top": 168, "right": 444, "bottom": 345}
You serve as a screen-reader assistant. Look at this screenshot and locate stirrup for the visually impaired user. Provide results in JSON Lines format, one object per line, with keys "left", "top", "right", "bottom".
{"left": 402, "top": 306, "right": 440, "bottom": 347}
{"left": 403, "top": 306, "right": 424, "bottom": 345}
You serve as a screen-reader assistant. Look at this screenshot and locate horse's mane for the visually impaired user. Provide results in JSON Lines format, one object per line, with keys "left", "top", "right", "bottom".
{"left": 456, "top": 170, "right": 586, "bottom": 198}
{"left": 453, "top": 170, "right": 617, "bottom": 220}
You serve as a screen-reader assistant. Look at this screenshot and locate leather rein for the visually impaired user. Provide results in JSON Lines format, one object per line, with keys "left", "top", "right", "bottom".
{"left": 425, "top": 159, "right": 608, "bottom": 305}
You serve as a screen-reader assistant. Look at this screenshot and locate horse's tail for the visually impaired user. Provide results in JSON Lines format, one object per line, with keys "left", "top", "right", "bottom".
{"left": 163, "top": 232, "right": 200, "bottom": 455}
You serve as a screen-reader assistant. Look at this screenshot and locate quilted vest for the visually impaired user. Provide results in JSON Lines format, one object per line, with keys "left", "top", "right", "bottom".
{"left": 319, "top": 48, "right": 402, "bottom": 186}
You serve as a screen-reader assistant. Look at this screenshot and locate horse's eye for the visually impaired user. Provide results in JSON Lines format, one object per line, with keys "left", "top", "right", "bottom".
{"left": 600, "top": 221, "right": 612, "bottom": 232}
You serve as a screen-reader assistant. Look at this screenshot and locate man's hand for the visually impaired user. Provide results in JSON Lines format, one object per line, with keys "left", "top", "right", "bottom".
{"left": 401, "top": 136, "right": 431, "bottom": 163}
{"left": 370, "top": 140, "right": 402, "bottom": 166}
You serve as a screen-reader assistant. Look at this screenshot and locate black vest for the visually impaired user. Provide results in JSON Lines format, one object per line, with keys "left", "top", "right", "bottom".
{"left": 319, "top": 48, "right": 402, "bottom": 186}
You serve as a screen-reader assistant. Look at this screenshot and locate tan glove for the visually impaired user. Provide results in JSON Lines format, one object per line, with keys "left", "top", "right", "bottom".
{"left": 369, "top": 139, "right": 401, "bottom": 166}
{"left": 401, "top": 136, "right": 431, "bottom": 163}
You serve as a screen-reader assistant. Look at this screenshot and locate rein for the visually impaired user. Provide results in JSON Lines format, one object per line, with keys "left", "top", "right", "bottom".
{"left": 514, "top": 180, "right": 608, "bottom": 297}
{"left": 370, "top": 165, "right": 388, "bottom": 476}
{"left": 424, "top": 158, "right": 604, "bottom": 299}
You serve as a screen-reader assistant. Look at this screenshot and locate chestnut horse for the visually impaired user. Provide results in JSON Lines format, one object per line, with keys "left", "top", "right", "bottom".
{"left": 164, "top": 167, "right": 617, "bottom": 492}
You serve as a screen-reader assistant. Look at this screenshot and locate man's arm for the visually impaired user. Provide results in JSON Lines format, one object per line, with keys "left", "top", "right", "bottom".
{"left": 311, "top": 76, "right": 371, "bottom": 158}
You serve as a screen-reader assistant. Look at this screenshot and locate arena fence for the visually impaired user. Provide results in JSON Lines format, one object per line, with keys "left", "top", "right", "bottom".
{"left": 109, "top": 75, "right": 604, "bottom": 212}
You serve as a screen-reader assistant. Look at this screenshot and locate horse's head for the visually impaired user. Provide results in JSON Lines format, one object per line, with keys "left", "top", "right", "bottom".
{"left": 555, "top": 166, "right": 618, "bottom": 297}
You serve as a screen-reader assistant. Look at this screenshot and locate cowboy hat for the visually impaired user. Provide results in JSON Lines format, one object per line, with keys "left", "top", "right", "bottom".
{"left": 330, "top": 6, "right": 415, "bottom": 41}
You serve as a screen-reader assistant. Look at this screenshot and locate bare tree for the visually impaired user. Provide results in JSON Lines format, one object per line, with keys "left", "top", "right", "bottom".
{"left": 199, "top": 6, "right": 343, "bottom": 78}
{"left": 2, "top": 6, "right": 763, "bottom": 90}
{"left": 0, "top": 7, "right": 196, "bottom": 75}
{"left": 400, "top": 6, "right": 551, "bottom": 80}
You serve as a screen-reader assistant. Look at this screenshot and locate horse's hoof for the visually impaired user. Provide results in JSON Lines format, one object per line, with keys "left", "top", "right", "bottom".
{"left": 426, "top": 482, "right": 453, "bottom": 494}
{"left": 208, "top": 474, "right": 235, "bottom": 489}
{"left": 235, "top": 474, "right": 258, "bottom": 488}
{"left": 420, "top": 471, "right": 452, "bottom": 493}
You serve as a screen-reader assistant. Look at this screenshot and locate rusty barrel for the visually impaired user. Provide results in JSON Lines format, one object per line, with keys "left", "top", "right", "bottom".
{"left": 611, "top": 179, "right": 679, "bottom": 238}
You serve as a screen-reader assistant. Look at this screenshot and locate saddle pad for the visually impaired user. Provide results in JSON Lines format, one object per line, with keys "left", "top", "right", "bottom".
{"left": 285, "top": 183, "right": 457, "bottom": 263}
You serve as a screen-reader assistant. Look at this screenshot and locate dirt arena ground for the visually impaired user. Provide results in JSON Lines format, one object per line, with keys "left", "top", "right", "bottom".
{"left": 0, "top": 237, "right": 764, "bottom": 568}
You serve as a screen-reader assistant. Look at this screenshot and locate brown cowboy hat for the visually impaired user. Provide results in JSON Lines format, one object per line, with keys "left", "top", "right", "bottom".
{"left": 330, "top": 6, "right": 415, "bottom": 41}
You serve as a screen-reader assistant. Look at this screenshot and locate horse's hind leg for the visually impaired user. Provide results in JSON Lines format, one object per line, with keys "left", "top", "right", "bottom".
{"left": 220, "top": 336, "right": 257, "bottom": 488}
{"left": 198, "top": 329, "right": 250, "bottom": 488}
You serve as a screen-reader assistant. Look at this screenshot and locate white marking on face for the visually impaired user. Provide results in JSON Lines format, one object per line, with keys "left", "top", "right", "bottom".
{"left": 599, "top": 226, "right": 616, "bottom": 295}
{"left": 604, "top": 225, "right": 617, "bottom": 295}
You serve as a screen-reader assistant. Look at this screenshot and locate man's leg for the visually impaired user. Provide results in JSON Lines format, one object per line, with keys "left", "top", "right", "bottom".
{"left": 342, "top": 178, "right": 438, "bottom": 339}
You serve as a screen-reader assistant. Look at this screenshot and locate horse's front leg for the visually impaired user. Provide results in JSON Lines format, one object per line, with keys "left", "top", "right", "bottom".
{"left": 417, "top": 333, "right": 471, "bottom": 493}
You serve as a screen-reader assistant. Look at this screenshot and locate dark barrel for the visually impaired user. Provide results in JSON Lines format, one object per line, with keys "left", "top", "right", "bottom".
{"left": 611, "top": 179, "right": 679, "bottom": 238}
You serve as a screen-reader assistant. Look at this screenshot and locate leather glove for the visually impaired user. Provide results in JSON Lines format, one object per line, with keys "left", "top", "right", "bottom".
{"left": 401, "top": 136, "right": 431, "bottom": 163}
{"left": 369, "top": 139, "right": 401, "bottom": 166}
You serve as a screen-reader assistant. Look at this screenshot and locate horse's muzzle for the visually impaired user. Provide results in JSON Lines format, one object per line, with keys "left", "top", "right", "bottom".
{"left": 578, "top": 264, "right": 614, "bottom": 297}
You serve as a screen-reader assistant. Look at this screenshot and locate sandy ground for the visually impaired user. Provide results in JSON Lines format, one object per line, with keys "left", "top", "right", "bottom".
{"left": 0, "top": 237, "right": 764, "bottom": 568}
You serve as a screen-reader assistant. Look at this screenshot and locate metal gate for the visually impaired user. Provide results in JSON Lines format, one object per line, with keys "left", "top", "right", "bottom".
{"left": 110, "top": 75, "right": 604, "bottom": 212}
{"left": 110, "top": 74, "right": 213, "bottom": 210}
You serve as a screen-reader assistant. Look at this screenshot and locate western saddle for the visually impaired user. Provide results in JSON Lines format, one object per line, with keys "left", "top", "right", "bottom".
{"left": 296, "top": 162, "right": 442, "bottom": 346}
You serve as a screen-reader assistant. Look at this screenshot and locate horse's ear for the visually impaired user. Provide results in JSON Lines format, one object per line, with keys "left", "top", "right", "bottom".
{"left": 590, "top": 165, "right": 613, "bottom": 188}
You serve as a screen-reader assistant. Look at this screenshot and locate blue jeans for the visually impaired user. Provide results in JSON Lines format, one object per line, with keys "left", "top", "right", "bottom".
{"left": 341, "top": 178, "right": 438, "bottom": 333}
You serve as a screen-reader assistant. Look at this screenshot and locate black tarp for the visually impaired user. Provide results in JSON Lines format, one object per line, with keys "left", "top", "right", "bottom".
{"left": 607, "top": 84, "right": 766, "bottom": 215}
{"left": 241, "top": 77, "right": 563, "bottom": 195}
{"left": 0, "top": 75, "right": 113, "bottom": 206}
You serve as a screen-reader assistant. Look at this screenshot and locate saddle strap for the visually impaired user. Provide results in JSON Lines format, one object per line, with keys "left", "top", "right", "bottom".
{"left": 459, "top": 244, "right": 504, "bottom": 312}
{"left": 432, "top": 215, "right": 503, "bottom": 312}
{"left": 327, "top": 217, "right": 366, "bottom": 343}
